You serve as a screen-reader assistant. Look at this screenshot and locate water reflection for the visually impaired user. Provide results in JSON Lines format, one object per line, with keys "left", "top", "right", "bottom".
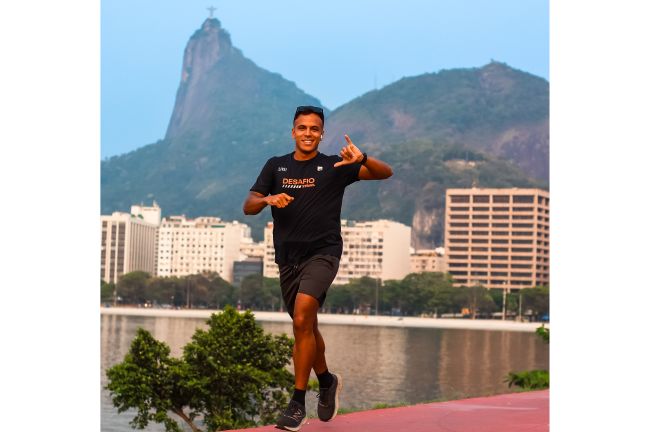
{"left": 101, "top": 314, "right": 548, "bottom": 431}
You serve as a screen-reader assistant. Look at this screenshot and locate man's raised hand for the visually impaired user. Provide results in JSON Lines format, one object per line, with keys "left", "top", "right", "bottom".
{"left": 265, "top": 193, "right": 294, "bottom": 208}
{"left": 334, "top": 134, "right": 364, "bottom": 167}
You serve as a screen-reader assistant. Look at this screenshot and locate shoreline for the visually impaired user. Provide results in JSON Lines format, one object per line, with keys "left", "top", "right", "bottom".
{"left": 100, "top": 307, "right": 546, "bottom": 332}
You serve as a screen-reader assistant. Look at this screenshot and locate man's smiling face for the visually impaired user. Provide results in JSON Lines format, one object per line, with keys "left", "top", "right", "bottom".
{"left": 292, "top": 113, "right": 324, "bottom": 156}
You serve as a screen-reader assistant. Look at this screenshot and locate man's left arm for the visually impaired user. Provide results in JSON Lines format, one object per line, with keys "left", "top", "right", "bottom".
{"left": 357, "top": 156, "right": 393, "bottom": 180}
{"left": 334, "top": 134, "right": 393, "bottom": 180}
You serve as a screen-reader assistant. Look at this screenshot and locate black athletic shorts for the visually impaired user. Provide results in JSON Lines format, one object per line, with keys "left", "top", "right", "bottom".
{"left": 278, "top": 254, "right": 340, "bottom": 319}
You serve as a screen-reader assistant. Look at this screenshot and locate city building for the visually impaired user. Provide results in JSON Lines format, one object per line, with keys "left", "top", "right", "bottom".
{"left": 444, "top": 188, "right": 550, "bottom": 290}
{"left": 232, "top": 258, "right": 263, "bottom": 286}
{"left": 101, "top": 211, "right": 158, "bottom": 283}
{"left": 263, "top": 219, "right": 412, "bottom": 284}
{"left": 410, "top": 248, "right": 447, "bottom": 273}
{"left": 129, "top": 201, "right": 162, "bottom": 225}
{"left": 339, "top": 219, "right": 411, "bottom": 284}
{"left": 156, "top": 216, "right": 251, "bottom": 283}
{"left": 263, "top": 223, "right": 280, "bottom": 278}
{"left": 239, "top": 238, "right": 265, "bottom": 260}
{"left": 130, "top": 202, "right": 163, "bottom": 274}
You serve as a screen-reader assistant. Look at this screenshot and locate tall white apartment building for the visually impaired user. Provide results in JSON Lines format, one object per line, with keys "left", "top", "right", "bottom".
{"left": 263, "top": 223, "right": 280, "bottom": 278}
{"left": 263, "top": 219, "right": 412, "bottom": 284}
{"left": 101, "top": 212, "right": 158, "bottom": 283}
{"left": 156, "top": 216, "right": 251, "bottom": 283}
{"left": 410, "top": 248, "right": 448, "bottom": 273}
{"left": 239, "top": 238, "right": 265, "bottom": 260}
{"left": 130, "top": 201, "right": 162, "bottom": 225}
{"left": 130, "top": 202, "right": 163, "bottom": 274}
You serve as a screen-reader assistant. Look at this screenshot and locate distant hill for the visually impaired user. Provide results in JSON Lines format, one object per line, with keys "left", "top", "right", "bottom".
{"left": 320, "top": 61, "right": 549, "bottom": 181}
{"left": 101, "top": 19, "right": 548, "bottom": 247}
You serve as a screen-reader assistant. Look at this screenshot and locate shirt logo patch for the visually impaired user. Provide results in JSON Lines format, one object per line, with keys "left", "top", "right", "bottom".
{"left": 282, "top": 177, "right": 316, "bottom": 189}
{"left": 317, "top": 166, "right": 323, "bottom": 171}
{"left": 278, "top": 167, "right": 287, "bottom": 171}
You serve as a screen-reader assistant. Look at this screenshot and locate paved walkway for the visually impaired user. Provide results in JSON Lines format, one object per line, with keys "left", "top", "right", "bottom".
{"left": 228, "top": 390, "right": 549, "bottom": 432}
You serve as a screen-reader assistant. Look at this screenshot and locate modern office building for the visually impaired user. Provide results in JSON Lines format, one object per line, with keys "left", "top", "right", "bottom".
{"left": 100, "top": 212, "right": 158, "bottom": 283}
{"left": 263, "top": 219, "right": 412, "bottom": 284}
{"left": 232, "top": 258, "right": 264, "bottom": 286}
{"left": 444, "top": 188, "right": 550, "bottom": 290}
{"left": 156, "top": 216, "right": 251, "bottom": 283}
{"left": 410, "top": 248, "right": 448, "bottom": 273}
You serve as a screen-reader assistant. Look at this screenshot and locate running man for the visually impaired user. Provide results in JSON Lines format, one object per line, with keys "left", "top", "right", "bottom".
{"left": 243, "top": 105, "right": 393, "bottom": 431}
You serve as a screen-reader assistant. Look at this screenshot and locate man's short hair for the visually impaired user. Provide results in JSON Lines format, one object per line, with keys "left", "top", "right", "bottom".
{"left": 293, "top": 105, "right": 324, "bottom": 126}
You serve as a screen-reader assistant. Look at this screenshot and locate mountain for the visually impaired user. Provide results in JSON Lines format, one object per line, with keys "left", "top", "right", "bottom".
{"left": 320, "top": 61, "right": 549, "bottom": 181}
{"left": 101, "top": 19, "right": 548, "bottom": 247}
{"left": 101, "top": 18, "right": 323, "bottom": 238}
{"left": 164, "top": 19, "right": 324, "bottom": 145}
{"left": 318, "top": 62, "right": 549, "bottom": 247}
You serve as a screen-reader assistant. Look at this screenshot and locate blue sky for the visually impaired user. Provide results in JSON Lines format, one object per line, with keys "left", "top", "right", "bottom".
{"left": 101, "top": 0, "right": 548, "bottom": 159}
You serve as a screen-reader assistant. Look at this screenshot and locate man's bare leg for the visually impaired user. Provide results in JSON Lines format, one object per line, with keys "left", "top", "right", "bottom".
{"left": 313, "top": 317, "right": 328, "bottom": 375}
{"left": 284, "top": 293, "right": 340, "bottom": 427}
{"left": 275, "top": 293, "right": 317, "bottom": 430}
{"left": 292, "top": 293, "right": 320, "bottom": 390}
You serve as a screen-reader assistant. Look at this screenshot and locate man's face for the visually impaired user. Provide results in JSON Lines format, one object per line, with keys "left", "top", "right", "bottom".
{"left": 292, "top": 113, "right": 324, "bottom": 155}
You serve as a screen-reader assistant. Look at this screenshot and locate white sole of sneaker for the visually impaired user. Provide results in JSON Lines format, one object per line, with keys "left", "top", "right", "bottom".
{"left": 278, "top": 416, "right": 307, "bottom": 431}
{"left": 328, "top": 373, "right": 342, "bottom": 422}
{"left": 320, "top": 374, "right": 342, "bottom": 422}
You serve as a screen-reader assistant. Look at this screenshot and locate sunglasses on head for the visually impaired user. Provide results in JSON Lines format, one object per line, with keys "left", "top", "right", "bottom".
{"left": 294, "top": 105, "right": 325, "bottom": 124}
{"left": 295, "top": 105, "right": 324, "bottom": 115}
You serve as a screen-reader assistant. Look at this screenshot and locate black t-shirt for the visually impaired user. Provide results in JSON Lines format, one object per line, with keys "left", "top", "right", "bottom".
{"left": 250, "top": 151, "right": 361, "bottom": 266}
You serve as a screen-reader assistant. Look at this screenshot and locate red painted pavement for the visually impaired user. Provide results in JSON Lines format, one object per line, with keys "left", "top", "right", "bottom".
{"left": 227, "top": 390, "right": 549, "bottom": 432}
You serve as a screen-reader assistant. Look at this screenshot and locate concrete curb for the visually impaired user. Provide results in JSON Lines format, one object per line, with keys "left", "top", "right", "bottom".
{"left": 100, "top": 307, "right": 547, "bottom": 332}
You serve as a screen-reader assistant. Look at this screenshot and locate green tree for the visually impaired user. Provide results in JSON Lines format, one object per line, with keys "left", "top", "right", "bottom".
{"left": 106, "top": 306, "right": 294, "bottom": 432}
{"left": 521, "top": 286, "right": 549, "bottom": 320}
{"left": 101, "top": 280, "right": 115, "bottom": 304}
{"left": 506, "top": 291, "right": 520, "bottom": 317}
{"left": 146, "top": 277, "right": 177, "bottom": 306}
{"left": 384, "top": 278, "right": 416, "bottom": 316}
{"left": 326, "top": 284, "right": 354, "bottom": 314}
{"left": 380, "top": 280, "right": 406, "bottom": 314}
{"left": 346, "top": 276, "right": 379, "bottom": 313}
{"left": 117, "top": 271, "right": 152, "bottom": 304}
{"left": 261, "top": 277, "right": 282, "bottom": 311}
{"left": 105, "top": 328, "right": 190, "bottom": 431}
{"left": 420, "top": 273, "right": 455, "bottom": 316}
{"left": 239, "top": 275, "right": 281, "bottom": 311}
{"left": 455, "top": 284, "right": 497, "bottom": 319}
{"left": 164, "top": 276, "right": 189, "bottom": 308}
{"left": 384, "top": 272, "right": 455, "bottom": 316}
{"left": 207, "top": 273, "right": 236, "bottom": 309}
{"left": 184, "top": 274, "right": 212, "bottom": 308}
{"left": 143, "top": 273, "right": 236, "bottom": 309}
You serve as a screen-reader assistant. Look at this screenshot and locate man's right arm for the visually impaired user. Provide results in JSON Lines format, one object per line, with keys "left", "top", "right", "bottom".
{"left": 243, "top": 191, "right": 294, "bottom": 215}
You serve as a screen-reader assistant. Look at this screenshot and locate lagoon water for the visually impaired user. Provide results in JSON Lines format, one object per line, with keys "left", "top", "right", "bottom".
{"left": 101, "top": 313, "right": 548, "bottom": 431}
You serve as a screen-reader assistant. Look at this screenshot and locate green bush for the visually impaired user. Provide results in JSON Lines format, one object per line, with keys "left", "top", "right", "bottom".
{"left": 506, "top": 324, "right": 549, "bottom": 391}
{"left": 105, "top": 306, "right": 294, "bottom": 431}
{"left": 506, "top": 370, "right": 549, "bottom": 390}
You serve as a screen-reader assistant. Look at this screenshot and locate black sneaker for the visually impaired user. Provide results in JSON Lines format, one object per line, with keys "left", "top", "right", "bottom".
{"left": 275, "top": 399, "right": 307, "bottom": 431}
{"left": 317, "top": 373, "right": 342, "bottom": 422}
